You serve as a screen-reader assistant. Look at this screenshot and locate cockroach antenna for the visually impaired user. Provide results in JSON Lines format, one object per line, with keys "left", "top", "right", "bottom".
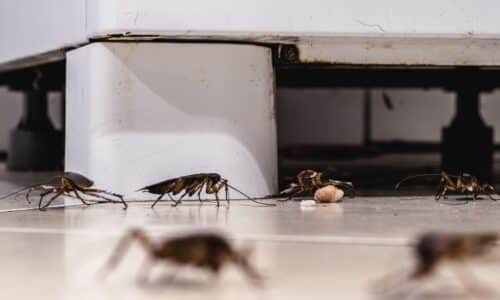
{"left": 0, "top": 186, "right": 32, "bottom": 201}
{"left": 395, "top": 173, "right": 452, "bottom": 190}
{"left": 98, "top": 229, "right": 145, "bottom": 279}
{"left": 225, "top": 182, "right": 276, "bottom": 207}
{"left": 0, "top": 174, "right": 66, "bottom": 201}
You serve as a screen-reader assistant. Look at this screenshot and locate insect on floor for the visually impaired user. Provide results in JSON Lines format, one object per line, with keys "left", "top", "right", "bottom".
{"left": 1, "top": 163, "right": 500, "bottom": 300}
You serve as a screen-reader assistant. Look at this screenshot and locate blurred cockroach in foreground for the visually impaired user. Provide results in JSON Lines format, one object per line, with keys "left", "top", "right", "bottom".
{"left": 0, "top": 172, "right": 127, "bottom": 210}
{"left": 100, "top": 228, "right": 263, "bottom": 285}
{"left": 411, "top": 232, "right": 498, "bottom": 280}
{"left": 138, "top": 173, "right": 275, "bottom": 207}
{"left": 396, "top": 171, "right": 499, "bottom": 201}
{"left": 279, "top": 169, "right": 355, "bottom": 199}
{"left": 374, "top": 232, "right": 499, "bottom": 296}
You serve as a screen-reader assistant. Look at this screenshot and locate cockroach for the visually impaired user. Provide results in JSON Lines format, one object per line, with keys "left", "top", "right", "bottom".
{"left": 374, "top": 232, "right": 500, "bottom": 296}
{"left": 138, "top": 173, "right": 275, "bottom": 207}
{"left": 100, "top": 228, "right": 263, "bottom": 285}
{"left": 279, "top": 169, "right": 355, "bottom": 199}
{"left": 411, "top": 232, "right": 499, "bottom": 280}
{"left": 396, "top": 171, "right": 499, "bottom": 201}
{"left": 0, "top": 172, "right": 127, "bottom": 210}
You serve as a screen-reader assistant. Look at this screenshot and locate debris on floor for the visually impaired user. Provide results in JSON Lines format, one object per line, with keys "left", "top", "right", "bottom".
{"left": 300, "top": 199, "right": 317, "bottom": 207}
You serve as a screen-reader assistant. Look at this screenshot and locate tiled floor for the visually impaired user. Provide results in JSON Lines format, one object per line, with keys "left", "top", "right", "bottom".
{"left": 1, "top": 166, "right": 500, "bottom": 299}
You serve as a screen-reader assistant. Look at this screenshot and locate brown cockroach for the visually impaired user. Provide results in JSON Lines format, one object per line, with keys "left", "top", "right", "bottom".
{"left": 374, "top": 232, "right": 500, "bottom": 296}
{"left": 138, "top": 173, "right": 275, "bottom": 207}
{"left": 411, "top": 232, "right": 499, "bottom": 280}
{"left": 396, "top": 171, "right": 499, "bottom": 201}
{"left": 100, "top": 228, "right": 263, "bottom": 285}
{"left": 0, "top": 172, "right": 127, "bottom": 210}
{"left": 279, "top": 169, "right": 355, "bottom": 199}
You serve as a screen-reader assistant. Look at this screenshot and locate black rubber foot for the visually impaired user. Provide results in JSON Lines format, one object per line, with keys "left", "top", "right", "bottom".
{"left": 442, "top": 125, "right": 493, "bottom": 181}
{"left": 7, "top": 128, "right": 63, "bottom": 171}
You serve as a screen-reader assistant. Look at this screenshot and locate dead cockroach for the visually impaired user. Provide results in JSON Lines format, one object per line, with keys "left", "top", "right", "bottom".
{"left": 0, "top": 172, "right": 127, "bottom": 210}
{"left": 138, "top": 173, "right": 275, "bottom": 207}
{"left": 279, "top": 169, "right": 355, "bottom": 199}
{"left": 100, "top": 228, "right": 263, "bottom": 285}
{"left": 396, "top": 171, "right": 499, "bottom": 201}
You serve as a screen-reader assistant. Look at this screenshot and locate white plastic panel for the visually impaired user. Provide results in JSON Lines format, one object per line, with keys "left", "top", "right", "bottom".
{"left": 0, "top": 0, "right": 86, "bottom": 69}
{"left": 3, "top": 0, "right": 500, "bottom": 68}
{"left": 86, "top": 0, "right": 500, "bottom": 38}
{"left": 65, "top": 42, "right": 278, "bottom": 197}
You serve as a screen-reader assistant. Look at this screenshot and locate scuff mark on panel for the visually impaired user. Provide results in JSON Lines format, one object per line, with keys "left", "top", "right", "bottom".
{"left": 269, "top": 64, "right": 276, "bottom": 121}
{"left": 353, "top": 19, "right": 386, "bottom": 33}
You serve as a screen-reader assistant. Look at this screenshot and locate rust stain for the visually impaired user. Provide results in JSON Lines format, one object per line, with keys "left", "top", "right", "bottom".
{"left": 269, "top": 66, "right": 276, "bottom": 121}
{"left": 294, "top": 56, "right": 336, "bottom": 65}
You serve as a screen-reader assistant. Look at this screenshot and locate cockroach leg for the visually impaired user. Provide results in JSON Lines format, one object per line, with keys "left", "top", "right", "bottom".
{"left": 72, "top": 188, "right": 92, "bottom": 206}
{"left": 215, "top": 191, "right": 220, "bottom": 207}
{"left": 25, "top": 187, "right": 36, "bottom": 204}
{"left": 137, "top": 258, "right": 156, "bottom": 284}
{"left": 151, "top": 194, "right": 165, "bottom": 208}
{"left": 197, "top": 187, "right": 204, "bottom": 203}
{"left": 483, "top": 185, "right": 499, "bottom": 201}
{"left": 26, "top": 185, "right": 50, "bottom": 204}
{"left": 37, "top": 190, "right": 53, "bottom": 209}
{"left": 225, "top": 182, "right": 229, "bottom": 206}
{"left": 486, "top": 191, "right": 498, "bottom": 201}
{"left": 39, "top": 191, "right": 64, "bottom": 210}
{"left": 171, "top": 193, "right": 187, "bottom": 207}
{"left": 78, "top": 187, "right": 127, "bottom": 208}
{"left": 167, "top": 194, "right": 177, "bottom": 206}
{"left": 435, "top": 185, "right": 448, "bottom": 201}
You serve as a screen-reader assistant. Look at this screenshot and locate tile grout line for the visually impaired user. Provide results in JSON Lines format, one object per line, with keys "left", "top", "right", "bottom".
{"left": 238, "top": 234, "right": 413, "bottom": 247}
{"left": 0, "top": 226, "right": 413, "bottom": 247}
{"left": 0, "top": 204, "right": 82, "bottom": 213}
{"left": 0, "top": 199, "right": 278, "bottom": 213}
